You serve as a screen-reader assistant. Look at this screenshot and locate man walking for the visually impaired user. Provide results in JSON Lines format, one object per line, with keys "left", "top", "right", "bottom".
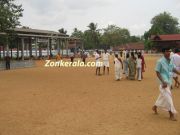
{"left": 152, "top": 48, "right": 180, "bottom": 121}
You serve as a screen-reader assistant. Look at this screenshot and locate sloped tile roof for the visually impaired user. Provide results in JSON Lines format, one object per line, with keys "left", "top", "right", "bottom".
{"left": 151, "top": 34, "right": 180, "bottom": 41}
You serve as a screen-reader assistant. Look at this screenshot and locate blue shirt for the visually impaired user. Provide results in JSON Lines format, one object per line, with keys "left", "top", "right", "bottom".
{"left": 155, "top": 56, "right": 175, "bottom": 85}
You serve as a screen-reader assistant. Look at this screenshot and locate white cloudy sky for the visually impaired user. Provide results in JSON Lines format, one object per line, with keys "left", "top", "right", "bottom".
{"left": 15, "top": 0, "right": 180, "bottom": 36}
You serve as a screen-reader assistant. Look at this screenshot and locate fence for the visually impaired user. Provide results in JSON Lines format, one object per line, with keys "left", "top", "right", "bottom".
{"left": 0, "top": 60, "right": 36, "bottom": 70}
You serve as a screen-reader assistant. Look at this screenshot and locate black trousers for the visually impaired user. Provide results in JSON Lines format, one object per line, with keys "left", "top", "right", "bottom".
{"left": 6, "top": 62, "right": 10, "bottom": 70}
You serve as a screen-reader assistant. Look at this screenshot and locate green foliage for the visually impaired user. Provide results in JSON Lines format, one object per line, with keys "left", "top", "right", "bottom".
{"left": 144, "top": 40, "right": 153, "bottom": 50}
{"left": 83, "top": 22, "right": 101, "bottom": 49}
{"left": 129, "top": 36, "right": 142, "bottom": 43}
{"left": 58, "top": 28, "right": 67, "bottom": 34}
{"left": 143, "top": 11, "right": 180, "bottom": 50}
{"left": 71, "top": 28, "right": 83, "bottom": 38}
{"left": 0, "top": 0, "right": 23, "bottom": 47}
{"left": 150, "top": 12, "right": 179, "bottom": 34}
{"left": 0, "top": 0, "right": 23, "bottom": 32}
{"left": 70, "top": 24, "right": 143, "bottom": 50}
{"left": 101, "top": 25, "right": 130, "bottom": 48}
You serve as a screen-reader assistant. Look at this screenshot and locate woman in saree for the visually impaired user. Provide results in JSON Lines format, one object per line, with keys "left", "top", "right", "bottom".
{"left": 128, "top": 52, "right": 136, "bottom": 80}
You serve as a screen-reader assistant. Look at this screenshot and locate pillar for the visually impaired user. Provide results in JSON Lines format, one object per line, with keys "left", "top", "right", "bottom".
{"left": 21, "top": 38, "right": 24, "bottom": 60}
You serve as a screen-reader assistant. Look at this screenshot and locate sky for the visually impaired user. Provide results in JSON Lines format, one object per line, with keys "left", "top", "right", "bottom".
{"left": 15, "top": 0, "right": 180, "bottom": 36}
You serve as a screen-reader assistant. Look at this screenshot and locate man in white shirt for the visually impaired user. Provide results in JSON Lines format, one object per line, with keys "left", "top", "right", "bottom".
{"left": 103, "top": 50, "right": 110, "bottom": 75}
{"left": 95, "top": 50, "right": 101, "bottom": 76}
{"left": 171, "top": 48, "right": 180, "bottom": 88}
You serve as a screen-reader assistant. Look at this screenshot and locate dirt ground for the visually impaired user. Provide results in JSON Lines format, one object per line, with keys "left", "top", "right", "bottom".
{"left": 0, "top": 55, "right": 180, "bottom": 135}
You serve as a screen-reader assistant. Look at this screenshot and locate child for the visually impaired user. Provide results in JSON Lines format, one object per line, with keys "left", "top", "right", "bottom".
{"left": 114, "top": 54, "right": 123, "bottom": 81}
{"left": 136, "top": 54, "right": 142, "bottom": 81}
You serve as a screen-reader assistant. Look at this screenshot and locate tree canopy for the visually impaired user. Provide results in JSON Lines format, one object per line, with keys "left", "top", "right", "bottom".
{"left": 58, "top": 28, "right": 67, "bottom": 34}
{"left": 71, "top": 23, "right": 142, "bottom": 50}
{"left": 71, "top": 28, "right": 83, "bottom": 39}
{"left": 144, "top": 11, "right": 180, "bottom": 50}
{"left": 0, "top": 0, "right": 23, "bottom": 32}
{"left": 144, "top": 12, "right": 179, "bottom": 39}
{"left": 101, "top": 25, "right": 130, "bottom": 48}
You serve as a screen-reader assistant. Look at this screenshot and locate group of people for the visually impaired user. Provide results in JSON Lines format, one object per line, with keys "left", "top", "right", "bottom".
{"left": 94, "top": 48, "right": 180, "bottom": 121}
{"left": 94, "top": 49, "right": 146, "bottom": 81}
{"left": 95, "top": 49, "right": 110, "bottom": 76}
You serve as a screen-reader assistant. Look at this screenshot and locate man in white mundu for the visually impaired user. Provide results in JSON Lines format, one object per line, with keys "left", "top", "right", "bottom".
{"left": 103, "top": 50, "right": 110, "bottom": 75}
{"left": 152, "top": 48, "right": 180, "bottom": 121}
{"left": 171, "top": 48, "right": 180, "bottom": 88}
{"left": 95, "top": 50, "right": 101, "bottom": 75}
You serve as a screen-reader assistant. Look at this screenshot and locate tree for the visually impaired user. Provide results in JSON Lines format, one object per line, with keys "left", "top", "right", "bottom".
{"left": 83, "top": 22, "right": 101, "bottom": 49}
{"left": 0, "top": 0, "right": 23, "bottom": 32}
{"left": 150, "top": 12, "right": 179, "bottom": 35}
{"left": 21, "top": 26, "right": 30, "bottom": 29}
{"left": 129, "top": 36, "right": 141, "bottom": 43}
{"left": 101, "top": 25, "right": 130, "bottom": 48}
{"left": 143, "top": 11, "right": 180, "bottom": 50}
{"left": 71, "top": 28, "right": 83, "bottom": 38}
{"left": 58, "top": 28, "right": 67, "bottom": 34}
{"left": 0, "top": 0, "right": 23, "bottom": 56}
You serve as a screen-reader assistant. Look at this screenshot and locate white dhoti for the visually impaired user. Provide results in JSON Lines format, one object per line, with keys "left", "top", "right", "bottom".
{"left": 115, "top": 66, "right": 121, "bottom": 80}
{"left": 155, "top": 85, "right": 177, "bottom": 114}
{"left": 137, "top": 67, "right": 142, "bottom": 80}
{"left": 103, "top": 61, "right": 109, "bottom": 67}
{"left": 96, "top": 60, "right": 101, "bottom": 67}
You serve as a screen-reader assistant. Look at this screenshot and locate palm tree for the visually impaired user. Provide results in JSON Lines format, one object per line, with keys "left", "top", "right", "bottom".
{"left": 58, "top": 28, "right": 67, "bottom": 34}
{"left": 87, "top": 22, "right": 100, "bottom": 49}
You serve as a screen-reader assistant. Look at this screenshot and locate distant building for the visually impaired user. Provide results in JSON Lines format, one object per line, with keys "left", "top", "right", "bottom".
{"left": 151, "top": 34, "right": 180, "bottom": 52}
{"left": 68, "top": 39, "right": 83, "bottom": 53}
{"left": 113, "top": 42, "right": 144, "bottom": 51}
{"left": 0, "top": 28, "right": 82, "bottom": 60}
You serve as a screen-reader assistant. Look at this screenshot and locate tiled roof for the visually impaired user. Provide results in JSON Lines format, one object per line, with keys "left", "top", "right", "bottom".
{"left": 151, "top": 34, "right": 180, "bottom": 41}
{"left": 14, "top": 28, "right": 67, "bottom": 36}
{"left": 113, "top": 42, "right": 144, "bottom": 50}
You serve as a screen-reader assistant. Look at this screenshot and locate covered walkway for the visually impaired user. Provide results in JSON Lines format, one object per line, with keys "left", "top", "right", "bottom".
{"left": 0, "top": 28, "right": 82, "bottom": 60}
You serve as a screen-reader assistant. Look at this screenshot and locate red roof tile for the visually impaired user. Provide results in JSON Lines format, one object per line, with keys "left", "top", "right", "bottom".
{"left": 113, "top": 42, "right": 144, "bottom": 50}
{"left": 151, "top": 34, "right": 180, "bottom": 41}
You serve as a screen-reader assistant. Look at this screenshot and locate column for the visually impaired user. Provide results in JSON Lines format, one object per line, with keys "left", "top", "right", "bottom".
{"left": 21, "top": 38, "right": 24, "bottom": 60}
{"left": 17, "top": 39, "right": 19, "bottom": 60}
{"left": 0, "top": 46, "right": 1, "bottom": 59}
{"left": 6, "top": 37, "right": 9, "bottom": 56}
{"left": 57, "top": 39, "right": 60, "bottom": 54}
{"left": 3, "top": 45, "right": 5, "bottom": 58}
{"left": 29, "top": 38, "right": 32, "bottom": 58}
{"left": 47, "top": 38, "right": 50, "bottom": 58}
{"left": 26, "top": 41, "right": 28, "bottom": 57}
{"left": 66, "top": 39, "right": 68, "bottom": 56}
{"left": 35, "top": 37, "right": 38, "bottom": 58}
{"left": 61, "top": 40, "right": 64, "bottom": 56}
{"left": 49, "top": 38, "right": 52, "bottom": 57}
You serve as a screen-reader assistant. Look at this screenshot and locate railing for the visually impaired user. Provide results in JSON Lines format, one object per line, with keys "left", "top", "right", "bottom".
{"left": 0, "top": 60, "right": 36, "bottom": 70}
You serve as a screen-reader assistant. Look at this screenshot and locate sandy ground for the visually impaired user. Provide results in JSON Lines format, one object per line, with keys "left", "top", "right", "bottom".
{"left": 0, "top": 55, "right": 180, "bottom": 135}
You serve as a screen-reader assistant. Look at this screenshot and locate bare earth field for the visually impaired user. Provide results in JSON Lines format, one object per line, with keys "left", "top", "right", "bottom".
{"left": 0, "top": 55, "right": 180, "bottom": 135}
